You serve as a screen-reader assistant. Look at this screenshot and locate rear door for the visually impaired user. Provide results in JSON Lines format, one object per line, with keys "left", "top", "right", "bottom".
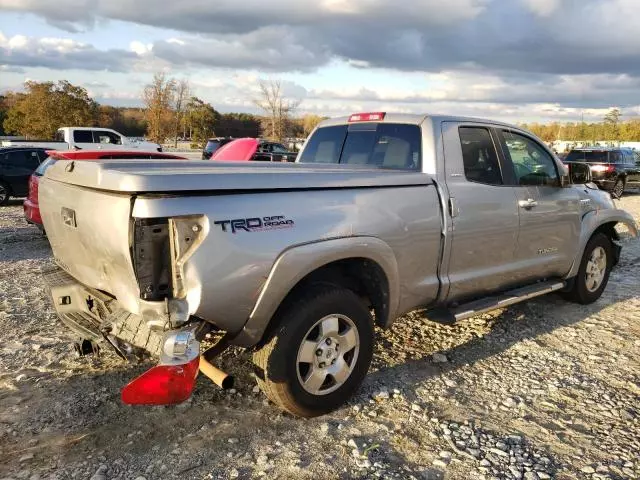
{"left": 497, "top": 129, "right": 581, "bottom": 280}
{"left": 442, "top": 122, "right": 521, "bottom": 302}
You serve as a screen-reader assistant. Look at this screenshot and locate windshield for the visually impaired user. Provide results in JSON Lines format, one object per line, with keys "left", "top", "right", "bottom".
{"left": 298, "top": 123, "right": 421, "bottom": 170}
{"left": 565, "top": 150, "right": 609, "bottom": 163}
{"left": 34, "top": 157, "right": 57, "bottom": 176}
{"left": 204, "top": 140, "right": 221, "bottom": 153}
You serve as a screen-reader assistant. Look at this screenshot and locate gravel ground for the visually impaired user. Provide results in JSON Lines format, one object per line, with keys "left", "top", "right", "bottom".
{"left": 1, "top": 195, "right": 639, "bottom": 480}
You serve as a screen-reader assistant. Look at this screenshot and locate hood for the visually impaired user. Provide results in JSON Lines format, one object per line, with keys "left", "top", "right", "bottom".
{"left": 211, "top": 138, "right": 259, "bottom": 162}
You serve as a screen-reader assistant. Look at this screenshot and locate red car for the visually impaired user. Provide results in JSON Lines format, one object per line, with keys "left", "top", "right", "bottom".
{"left": 211, "top": 138, "right": 296, "bottom": 162}
{"left": 24, "top": 150, "right": 186, "bottom": 228}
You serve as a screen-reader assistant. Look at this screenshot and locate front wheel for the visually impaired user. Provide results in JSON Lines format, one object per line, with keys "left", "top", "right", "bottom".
{"left": 564, "top": 233, "right": 613, "bottom": 304}
{"left": 253, "top": 287, "right": 374, "bottom": 417}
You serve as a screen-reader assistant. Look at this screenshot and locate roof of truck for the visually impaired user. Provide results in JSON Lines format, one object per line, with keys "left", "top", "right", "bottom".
{"left": 317, "top": 113, "right": 522, "bottom": 130}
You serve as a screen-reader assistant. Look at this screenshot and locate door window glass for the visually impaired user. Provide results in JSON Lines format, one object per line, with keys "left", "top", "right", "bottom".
{"left": 73, "top": 130, "right": 94, "bottom": 143}
{"left": 502, "top": 131, "right": 559, "bottom": 186}
{"left": 94, "top": 131, "right": 122, "bottom": 145}
{"left": 458, "top": 127, "right": 503, "bottom": 185}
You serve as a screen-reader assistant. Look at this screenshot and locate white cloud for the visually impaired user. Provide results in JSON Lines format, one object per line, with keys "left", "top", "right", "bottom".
{"left": 0, "top": 30, "right": 138, "bottom": 71}
{"left": 129, "top": 41, "right": 152, "bottom": 55}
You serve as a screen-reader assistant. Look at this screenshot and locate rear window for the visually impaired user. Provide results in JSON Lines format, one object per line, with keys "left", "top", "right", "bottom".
{"left": 298, "top": 123, "right": 421, "bottom": 170}
{"left": 35, "top": 157, "right": 57, "bottom": 176}
{"left": 204, "top": 140, "right": 221, "bottom": 153}
{"left": 565, "top": 150, "right": 609, "bottom": 163}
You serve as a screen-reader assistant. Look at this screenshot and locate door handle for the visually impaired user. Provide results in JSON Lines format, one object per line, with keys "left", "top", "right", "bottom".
{"left": 518, "top": 198, "right": 538, "bottom": 209}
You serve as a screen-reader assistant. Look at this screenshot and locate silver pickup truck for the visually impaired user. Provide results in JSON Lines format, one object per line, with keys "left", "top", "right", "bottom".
{"left": 39, "top": 113, "right": 637, "bottom": 417}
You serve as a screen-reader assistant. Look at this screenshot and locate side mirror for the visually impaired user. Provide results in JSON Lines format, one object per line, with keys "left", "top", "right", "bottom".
{"left": 566, "top": 162, "right": 592, "bottom": 185}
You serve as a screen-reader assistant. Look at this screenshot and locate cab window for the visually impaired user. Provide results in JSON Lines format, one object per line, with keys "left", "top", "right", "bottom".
{"left": 73, "top": 130, "right": 94, "bottom": 143}
{"left": 94, "top": 131, "right": 122, "bottom": 145}
{"left": 458, "top": 127, "right": 503, "bottom": 185}
{"left": 501, "top": 130, "right": 559, "bottom": 187}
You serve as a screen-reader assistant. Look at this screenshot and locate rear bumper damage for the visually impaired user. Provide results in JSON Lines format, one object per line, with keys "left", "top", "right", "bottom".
{"left": 42, "top": 265, "right": 233, "bottom": 404}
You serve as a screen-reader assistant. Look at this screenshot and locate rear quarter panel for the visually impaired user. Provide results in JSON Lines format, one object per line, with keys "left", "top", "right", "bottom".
{"left": 133, "top": 184, "right": 442, "bottom": 333}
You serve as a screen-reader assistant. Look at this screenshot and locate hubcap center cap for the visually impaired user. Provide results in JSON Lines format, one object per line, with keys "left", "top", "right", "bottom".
{"left": 316, "top": 336, "right": 339, "bottom": 367}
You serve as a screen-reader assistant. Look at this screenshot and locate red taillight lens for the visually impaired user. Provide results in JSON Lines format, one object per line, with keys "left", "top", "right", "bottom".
{"left": 348, "top": 112, "right": 386, "bottom": 122}
{"left": 121, "top": 356, "right": 200, "bottom": 405}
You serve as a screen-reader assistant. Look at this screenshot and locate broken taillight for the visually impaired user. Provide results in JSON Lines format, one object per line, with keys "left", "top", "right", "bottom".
{"left": 121, "top": 356, "right": 200, "bottom": 405}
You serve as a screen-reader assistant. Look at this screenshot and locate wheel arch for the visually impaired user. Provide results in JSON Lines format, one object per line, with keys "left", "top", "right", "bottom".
{"left": 567, "top": 209, "right": 637, "bottom": 278}
{"left": 232, "top": 236, "right": 399, "bottom": 348}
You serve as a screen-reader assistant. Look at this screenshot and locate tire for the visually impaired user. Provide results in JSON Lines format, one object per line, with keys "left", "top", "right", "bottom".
{"left": 612, "top": 178, "right": 625, "bottom": 198}
{"left": 0, "top": 182, "right": 10, "bottom": 206}
{"left": 253, "top": 287, "right": 374, "bottom": 417}
{"left": 564, "top": 233, "right": 613, "bottom": 304}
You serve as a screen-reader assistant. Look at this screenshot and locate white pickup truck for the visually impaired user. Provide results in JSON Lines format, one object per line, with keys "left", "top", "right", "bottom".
{"left": 1, "top": 127, "right": 162, "bottom": 152}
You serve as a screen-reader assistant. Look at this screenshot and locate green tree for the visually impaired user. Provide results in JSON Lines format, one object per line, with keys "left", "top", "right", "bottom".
{"left": 185, "top": 97, "right": 217, "bottom": 147}
{"left": 3, "top": 80, "right": 98, "bottom": 138}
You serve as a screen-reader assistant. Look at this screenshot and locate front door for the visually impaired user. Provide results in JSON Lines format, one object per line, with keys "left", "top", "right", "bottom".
{"left": 442, "top": 122, "right": 521, "bottom": 302}
{"left": 497, "top": 129, "right": 581, "bottom": 281}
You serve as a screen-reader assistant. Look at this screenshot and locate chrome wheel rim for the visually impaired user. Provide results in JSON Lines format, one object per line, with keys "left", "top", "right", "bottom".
{"left": 613, "top": 181, "right": 624, "bottom": 197}
{"left": 296, "top": 314, "right": 360, "bottom": 396}
{"left": 585, "top": 246, "right": 607, "bottom": 292}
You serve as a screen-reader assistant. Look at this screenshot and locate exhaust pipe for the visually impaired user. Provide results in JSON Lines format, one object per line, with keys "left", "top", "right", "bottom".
{"left": 199, "top": 356, "right": 234, "bottom": 390}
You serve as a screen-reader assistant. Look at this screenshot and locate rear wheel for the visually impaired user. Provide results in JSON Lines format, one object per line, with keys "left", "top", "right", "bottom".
{"left": 253, "top": 287, "right": 374, "bottom": 417}
{"left": 564, "top": 233, "right": 613, "bottom": 304}
{"left": 612, "top": 178, "right": 625, "bottom": 198}
{"left": 0, "top": 182, "right": 10, "bottom": 206}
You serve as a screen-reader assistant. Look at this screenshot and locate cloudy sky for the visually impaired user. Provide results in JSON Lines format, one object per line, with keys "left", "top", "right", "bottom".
{"left": 1, "top": 0, "right": 639, "bottom": 122}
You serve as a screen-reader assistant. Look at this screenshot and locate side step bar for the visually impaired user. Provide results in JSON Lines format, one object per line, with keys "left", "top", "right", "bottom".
{"left": 427, "top": 279, "right": 566, "bottom": 325}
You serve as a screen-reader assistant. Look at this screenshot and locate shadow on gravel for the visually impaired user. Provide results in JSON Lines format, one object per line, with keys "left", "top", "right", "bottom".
{"left": 367, "top": 285, "right": 637, "bottom": 393}
{"left": 0, "top": 225, "right": 50, "bottom": 262}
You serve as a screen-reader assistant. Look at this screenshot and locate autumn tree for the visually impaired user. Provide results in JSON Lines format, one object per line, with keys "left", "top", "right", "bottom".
{"left": 0, "top": 95, "right": 8, "bottom": 136}
{"left": 185, "top": 97, "right": 217, "bottom": 147}
{"left": 604, "top": 108, "right": 622, "bottom": 142}
{"left": 254, "top": 79, "right": 300, "bottom": 142}
{"left": 3, "top": 81, "right": 98, "bottom": 138}
{"left": 301, "top": 114, "right": 324, "bottom": 136}
{"left": 142, "top": 73, "right": 176, "bottom": 144}
{"left": 173, "top": 79, "right": 190, "bottom": 147}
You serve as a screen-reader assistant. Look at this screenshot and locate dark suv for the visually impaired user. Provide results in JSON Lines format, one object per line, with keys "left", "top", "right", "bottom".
{"left": 202, "top": 137, "right": 234, "bottom": 160}
{"left": 0, "top": 147, "right": 48, "bottom": 205}
{"left": 564, "top": 147, "right": 640, "bottom": 197}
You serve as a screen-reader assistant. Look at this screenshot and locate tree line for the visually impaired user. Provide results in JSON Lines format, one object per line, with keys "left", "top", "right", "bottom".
{"left": 521, "top": 109, "right": 640, "bottom": 144}
{"left": 0, "top": 77, "right": 325, "bottom": 147}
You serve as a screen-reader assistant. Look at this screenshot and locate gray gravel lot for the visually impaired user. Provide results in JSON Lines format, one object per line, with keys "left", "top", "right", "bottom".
{"left": 1, "top": 195, "right": 639, "bottom": 480}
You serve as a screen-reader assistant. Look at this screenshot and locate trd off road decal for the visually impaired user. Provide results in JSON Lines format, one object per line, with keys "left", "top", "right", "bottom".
{"left": 214, "top": 215, "right": 295, "bottom": 234}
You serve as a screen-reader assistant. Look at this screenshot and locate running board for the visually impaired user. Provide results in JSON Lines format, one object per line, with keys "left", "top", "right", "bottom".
{"left": 427, "top": 279, "right": 566, "bottom": 324}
